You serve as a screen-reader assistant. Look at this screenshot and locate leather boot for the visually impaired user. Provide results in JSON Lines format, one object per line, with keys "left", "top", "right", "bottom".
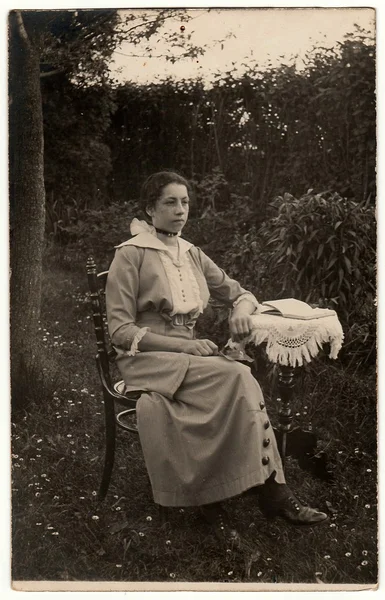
{"left": 258, "top": 476, "right": 328, "bottom": 526}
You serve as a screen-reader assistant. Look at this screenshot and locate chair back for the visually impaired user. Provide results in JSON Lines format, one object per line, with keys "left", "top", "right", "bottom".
{"left": 86, "top": 256, "right": 115, "bottom": 388}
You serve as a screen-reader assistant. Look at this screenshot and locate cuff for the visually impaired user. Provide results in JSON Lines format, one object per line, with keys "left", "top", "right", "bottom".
{"left": 232, "top": 292, "right": 260, "bottom": 312}
{"left": 125, "top": 327, "right": 150, "bottom": 356}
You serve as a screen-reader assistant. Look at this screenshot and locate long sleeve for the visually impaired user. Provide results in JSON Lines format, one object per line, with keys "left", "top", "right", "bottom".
{"left": 196, "top": 248, "right": 259, "bottom": 309}
{"left": 105, "top": 246, "right": 149, "bottom": 352}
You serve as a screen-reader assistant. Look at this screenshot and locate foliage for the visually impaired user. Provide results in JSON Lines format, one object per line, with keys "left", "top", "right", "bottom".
{"left": 33, "top": 9, "right": 208, "bottom": 235}
{"left": 258, "top": 190, "right": 376, "bottom": 315}
{"left": 48, "top": 201, "right": 140, "bottom": 267}
{"left": 107, "top": 27, "right": 375, "bottom": 215}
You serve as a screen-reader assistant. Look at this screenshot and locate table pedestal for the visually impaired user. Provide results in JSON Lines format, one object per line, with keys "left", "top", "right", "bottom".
{"left": 273, "top": 364, "right": 333, "bottom": 481}
{"left": 235, "top": 308, "right": 343, "bottom": 481}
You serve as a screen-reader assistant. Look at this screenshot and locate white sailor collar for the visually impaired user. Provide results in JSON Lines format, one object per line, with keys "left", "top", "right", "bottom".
{"left": 115, "top": 232, "right": 194, "bottom": 256}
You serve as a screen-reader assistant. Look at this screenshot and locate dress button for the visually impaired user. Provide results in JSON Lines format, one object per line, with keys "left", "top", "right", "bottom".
{"left": 262, "top": 456, "right": 270, "bottom": 465}
{"left": 263, "top": 438, "right": 270, "bottom": 448}
{"left": 264, "top": 420, "right": 270, "bottom": 430}
{"left": 260, "top": 402, "right": 265, "bottom": 410}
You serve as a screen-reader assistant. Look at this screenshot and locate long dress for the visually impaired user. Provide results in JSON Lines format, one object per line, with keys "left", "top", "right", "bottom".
{"left": 105, "top": 229, "right": 285, "bottom": 507}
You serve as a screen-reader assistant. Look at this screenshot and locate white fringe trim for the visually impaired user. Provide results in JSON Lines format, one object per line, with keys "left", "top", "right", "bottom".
{"left": 125, "top": 327, "right": 150, "bottom": 356}
{"left": 228, "top": 314, "right": 344, "bottom": 367}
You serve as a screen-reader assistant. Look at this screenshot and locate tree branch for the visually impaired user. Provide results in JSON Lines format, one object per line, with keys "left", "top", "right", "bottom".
{"left": 13, "top": 9, "right": 29, "bottom": 43}
{"left": 40, "top": 68, "right": 63, "bottom": 79}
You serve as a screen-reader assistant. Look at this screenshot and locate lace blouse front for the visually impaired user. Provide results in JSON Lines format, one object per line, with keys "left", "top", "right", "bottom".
{"left": 158, "top": 242, "right": 203, "bottom": 316}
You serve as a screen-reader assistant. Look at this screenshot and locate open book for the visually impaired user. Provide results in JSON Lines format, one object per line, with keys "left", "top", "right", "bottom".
{"left": 259, "top": 298, "right": 336, "bottom": 320}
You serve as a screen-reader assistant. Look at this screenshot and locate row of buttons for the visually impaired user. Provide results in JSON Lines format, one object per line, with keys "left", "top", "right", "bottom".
{"left": 262, "top": 414, "right": 270, "bottom": 465}
{"left": 178, "top": 267, "right": 187, "bottom": 302}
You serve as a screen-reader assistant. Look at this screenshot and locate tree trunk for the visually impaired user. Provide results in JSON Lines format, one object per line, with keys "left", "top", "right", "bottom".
{"left": 9, "top": 11, "right": 45, "bottom": 412}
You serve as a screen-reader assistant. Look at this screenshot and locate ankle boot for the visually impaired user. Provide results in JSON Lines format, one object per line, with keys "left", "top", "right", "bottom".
{"left": 259, "top": 478, "right": 328, "bottom": 526}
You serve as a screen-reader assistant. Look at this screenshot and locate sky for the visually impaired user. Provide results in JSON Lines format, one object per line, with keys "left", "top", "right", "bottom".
{"left": 111, "top": 7, "right": 375, "bottom": 85}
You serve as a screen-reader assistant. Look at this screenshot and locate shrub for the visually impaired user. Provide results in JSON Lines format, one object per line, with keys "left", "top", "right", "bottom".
{"left": 257, "top": 190, "right": 376, "bottom": 366}
{"left": 258, "top": 190, "right": 376, "bottom": 314}
{"left": 48, "top": 201, "right": 140, "bottom": 267}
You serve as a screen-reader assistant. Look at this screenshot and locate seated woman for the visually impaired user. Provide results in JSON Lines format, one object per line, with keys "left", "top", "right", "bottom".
{"left": 105, "top": 171, "right": 327, "bottom": 542}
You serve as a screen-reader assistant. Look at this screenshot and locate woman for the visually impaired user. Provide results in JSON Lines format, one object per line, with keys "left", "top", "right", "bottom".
{"left": 106, "top": 171, "right": 327, "bottom": 542}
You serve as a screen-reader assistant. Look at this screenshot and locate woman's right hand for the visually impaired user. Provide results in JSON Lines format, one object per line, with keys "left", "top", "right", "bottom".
{"left": 181, "top": 339, "right": 218, "bottom": 356}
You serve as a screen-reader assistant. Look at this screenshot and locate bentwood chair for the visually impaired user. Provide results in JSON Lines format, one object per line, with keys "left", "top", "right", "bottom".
{"left": 86, "top": 256, "right": 143, "bottom": 501}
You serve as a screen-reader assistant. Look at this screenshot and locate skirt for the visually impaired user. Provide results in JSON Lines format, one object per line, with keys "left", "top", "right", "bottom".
{"left": 116, "top": 346, "right": 286, "bottom": 507}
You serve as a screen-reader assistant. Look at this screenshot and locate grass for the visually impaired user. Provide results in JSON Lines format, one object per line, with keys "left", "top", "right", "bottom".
{"left": 11, "top": 256, "right": 378, "bottom": 586}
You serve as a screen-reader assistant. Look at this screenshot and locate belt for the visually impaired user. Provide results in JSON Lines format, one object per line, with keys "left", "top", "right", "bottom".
{"left": 171, "top": 313, "right": 193, "bottom": 327}
{"left": 138, "top": 309, "right": 200, "bottom": 330}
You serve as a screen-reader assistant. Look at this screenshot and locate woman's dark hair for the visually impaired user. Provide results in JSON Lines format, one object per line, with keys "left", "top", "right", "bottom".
{"left": 140, "top": 171, "right": 192, "bottom": 217}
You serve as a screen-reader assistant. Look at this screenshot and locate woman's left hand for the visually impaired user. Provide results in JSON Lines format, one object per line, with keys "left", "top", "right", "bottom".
{"left": 229, "top": 312, "right": 254, "bottom": 343}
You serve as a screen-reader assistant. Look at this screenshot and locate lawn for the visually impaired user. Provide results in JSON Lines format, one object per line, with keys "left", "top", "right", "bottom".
{"left": 11, "top": 257, "right": 377, "bottom": 587}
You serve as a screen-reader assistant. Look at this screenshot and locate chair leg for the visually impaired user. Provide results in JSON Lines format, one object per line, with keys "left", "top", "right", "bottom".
{"left": 99, "top": 399, "right": 116, "bottom": 501}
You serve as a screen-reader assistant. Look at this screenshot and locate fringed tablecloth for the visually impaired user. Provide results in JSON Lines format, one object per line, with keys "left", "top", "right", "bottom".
{"left": 228, "top": 313, "right": 344, "bottom": 367}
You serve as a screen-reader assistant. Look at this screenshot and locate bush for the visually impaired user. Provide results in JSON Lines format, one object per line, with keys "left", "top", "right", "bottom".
{"left": 257, "top": 190, "right": 376, "bottom": 366}
{"left": 48, "top": 201, "right": 140, "bottom": 267}
{"left": 258, "top": 190, "right": 375, "bottom": 313}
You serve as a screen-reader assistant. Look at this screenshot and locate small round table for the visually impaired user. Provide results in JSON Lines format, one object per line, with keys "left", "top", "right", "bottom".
{"left": 227, "top": 311, "right": 344, "bottom": 472}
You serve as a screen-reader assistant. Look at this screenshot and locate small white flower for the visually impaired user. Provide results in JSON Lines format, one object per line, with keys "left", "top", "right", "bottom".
{"left": 92, "top": 515, "right": 99, "bottom": 521}
{"left": 92, "top": 491, "right": 97, "bottom": 496}
{"left": 324, "top": 555, "right": 331, "bottom": 559}
{"left": 362, "top": 550, "right": 368, "bottom": 556}
{"left": 361, "top": 560, "right": 368, "bottom": 566}
{"left": 166, "top": 540, "right": 171, "bottom": 545}
{"left": 115, "top": 506, "right": 121, "bottom": 511}
{"left": 169, "top": 573, "right": 176, "bottom": 579}
{"left": 365, "top": 504, "right": 371, "bottom": 509}
{"left": 366, "top": 469, "right": 372, "bottom": 473}
{"left": 227, "top": 571, "right": 233, "bottom": 576}
{"left": 345, "top": 552, "right": 351, "bottom": 557}
{"left": 116, "top": 564, "right": 122, "bottom": 568}
{"left": 52, "top": 532, "right": 59, "bottom": 536}
{"left": 146, "top": 516, "right": 152, "bottom": 521}
{"left": 139, "top": 532, "right": 145, "bottom": 537}
{"left": 257, "top": 571, "right": 263, "bottom": 577}
{"left": 353, "top": 495, "right": 359, "bottom": 499}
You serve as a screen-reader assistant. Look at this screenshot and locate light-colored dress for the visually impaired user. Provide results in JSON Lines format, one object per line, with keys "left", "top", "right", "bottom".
{"left": 106, "top": 226, "right": 285, "bottom": 507}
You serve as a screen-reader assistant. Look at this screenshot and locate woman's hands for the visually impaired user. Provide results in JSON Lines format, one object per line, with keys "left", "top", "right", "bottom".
{"left": 182, "top": 339, "right": 218, "bottom": 356}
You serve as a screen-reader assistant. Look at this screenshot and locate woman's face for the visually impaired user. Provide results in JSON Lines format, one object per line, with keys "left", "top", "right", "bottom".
{"left": 148, "top": 183, "right": 190, "bottom": 233}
